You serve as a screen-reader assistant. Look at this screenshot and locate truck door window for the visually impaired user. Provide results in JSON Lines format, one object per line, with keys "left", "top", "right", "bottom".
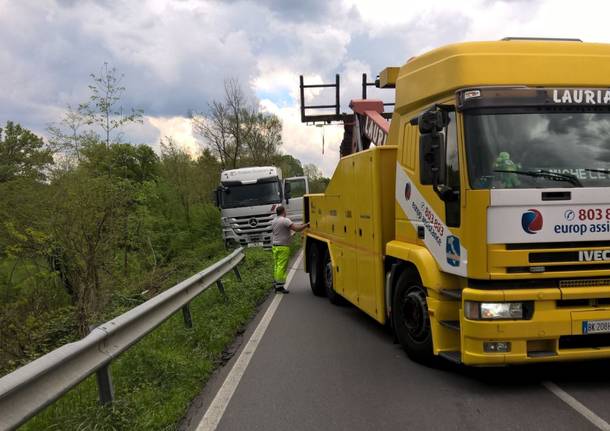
{"left": 445, "top": 111, "right": 460, "bottom": 227}
{"left": 402, "top": 122, "right": 416, "bottom": 170}
{"left": 446, "top": 112, "right": 459, "bottom": 188}
{"left": 286, "top": 178, "right": 307, "bottom": 198}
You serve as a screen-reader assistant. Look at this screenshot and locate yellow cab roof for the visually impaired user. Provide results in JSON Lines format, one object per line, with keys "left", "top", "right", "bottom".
{"left": 393, "top": 39, "right": 610, "bottom": 115}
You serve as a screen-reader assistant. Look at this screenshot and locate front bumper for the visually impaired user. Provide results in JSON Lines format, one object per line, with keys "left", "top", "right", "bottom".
{"left": 459, "top": 287, "right": 610, "bottom": 365}
{"left": 222, "top": 228, "right": 272, "bottom": 247}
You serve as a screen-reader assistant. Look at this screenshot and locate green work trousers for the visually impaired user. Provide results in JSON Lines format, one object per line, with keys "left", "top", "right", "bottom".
{"left": 272, "top": 245, "right": 290, "bottom": 283}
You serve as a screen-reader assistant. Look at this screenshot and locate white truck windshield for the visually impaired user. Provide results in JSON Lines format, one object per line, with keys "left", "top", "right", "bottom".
{"left": 465, "top": 111, "right": 610, "bottom": 189}
{"left": 220, "top": 180, "right": 282, "bottom": 208}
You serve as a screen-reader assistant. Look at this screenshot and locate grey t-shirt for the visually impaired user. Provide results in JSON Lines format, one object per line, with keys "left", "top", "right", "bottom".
{"left": 272, "top": 216, "right": 293, "bottom": 246}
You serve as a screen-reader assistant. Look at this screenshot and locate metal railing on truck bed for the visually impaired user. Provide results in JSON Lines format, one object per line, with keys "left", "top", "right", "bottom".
{"left": 0, "top": 248, "right": 245, "bottom": 431}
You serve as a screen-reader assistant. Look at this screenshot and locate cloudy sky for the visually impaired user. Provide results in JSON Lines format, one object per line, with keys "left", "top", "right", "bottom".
{"left": 2, "top": 0, "right": 610, "bottom": 175}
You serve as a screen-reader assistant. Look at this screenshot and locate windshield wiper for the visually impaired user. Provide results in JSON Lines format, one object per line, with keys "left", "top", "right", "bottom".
{"left": 493, "top": 169, "right": 582, "bottom": 187}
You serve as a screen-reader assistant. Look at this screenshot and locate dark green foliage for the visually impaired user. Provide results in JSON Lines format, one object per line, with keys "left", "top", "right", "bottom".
{"left": 273, "top": 154, "right": 304, "bottom": 177}
{"left": 81, "top": 142, "right": 159, "bottom": 182}
{"left": 0, "top": 121, "right": 53, "bottom": 183}
{"left": 0, "top": 131, "right": 224, "bottom": 369}
{"left": 1, "top": 66, "right": 306, "bottom": 429}
{"left": 0, "top": 118, "right": 295, "bottom": 430}
{"left": 303, "top": 163, "right": 329, "bottom": 192}
{"left": 19, "top": 248, "right": 280, "bottom": 431}
{"left": 309, "top": 177, "right": 330, "bottom": 193}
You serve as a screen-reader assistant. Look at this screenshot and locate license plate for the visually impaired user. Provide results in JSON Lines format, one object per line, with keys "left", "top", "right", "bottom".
{"left": 247, "top": 242, "right": 264, "bottom": 248}
{"left": 582, "top": 319, "right": 610, "bottom": 334}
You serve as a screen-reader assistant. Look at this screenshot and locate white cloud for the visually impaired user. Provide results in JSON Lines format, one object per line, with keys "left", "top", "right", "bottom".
{"left": 260, "top": 98, "right": 342, "bottom": 176}
{"left": 6, "top": 0, "right": 610, "bottom": 177}
{"left": 147, "top": 116, "right": 199, "bottom": 155}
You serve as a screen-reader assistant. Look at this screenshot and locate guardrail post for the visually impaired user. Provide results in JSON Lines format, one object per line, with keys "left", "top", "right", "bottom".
{"left": 96, "top": 364, "right": 114, "bottom": 405}
{"left": 182, "top": 303, "right": 193, "bottom": 328}
{"left": 216, "top": 279, "right": 227, "bottom": 300}
{"left": 233, "top": 266, "right": 242, "bottom": 282}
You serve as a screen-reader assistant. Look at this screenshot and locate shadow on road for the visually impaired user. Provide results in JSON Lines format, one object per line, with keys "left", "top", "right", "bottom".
{"left": 325, "top": 294, "right": 610, "bottom": 390}
{"left": 462, "top": 359, "right": 610, "bottom": 387}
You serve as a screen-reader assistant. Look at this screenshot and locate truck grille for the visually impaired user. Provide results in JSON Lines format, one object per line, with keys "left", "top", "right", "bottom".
{"left": 229, "top": 213, "right": 274, "bottom": 235}
{"left": 559, "top": 334, "right": 610, "bottom": 350}
{"left": 559, "top": 278, "right": 610, "bottom": 288}
{"left": 491, "top": 241, "right": 610, "bottom": 275}
{"left": 506, "top": 241, "right": 610, "bottom": 250}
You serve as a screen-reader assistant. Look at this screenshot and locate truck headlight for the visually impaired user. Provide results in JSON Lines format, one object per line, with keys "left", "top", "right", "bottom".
{"left": 464, "top": 301, "right": 524, "bottom": 320}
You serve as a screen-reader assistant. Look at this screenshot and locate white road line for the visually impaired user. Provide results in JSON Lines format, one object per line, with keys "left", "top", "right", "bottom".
{"left": 543, "top": 381, "right": 610, "bottom": 431}
{"left": 195, "top": 251, "right": 304, "bottom": 431}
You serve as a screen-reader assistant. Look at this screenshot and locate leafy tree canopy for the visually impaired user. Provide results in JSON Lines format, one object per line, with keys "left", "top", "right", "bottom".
{"left": 0, "top": 121, "right": 53, "bottom": 183}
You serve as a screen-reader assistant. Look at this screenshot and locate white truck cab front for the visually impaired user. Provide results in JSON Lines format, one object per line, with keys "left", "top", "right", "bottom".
{"left": 217, "top": 166, "right": 308, "bottom": 248}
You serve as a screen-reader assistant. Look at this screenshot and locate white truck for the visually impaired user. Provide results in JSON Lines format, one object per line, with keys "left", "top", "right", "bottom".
{"left": 216, "top": 166, "right": 309, "bottom": 248}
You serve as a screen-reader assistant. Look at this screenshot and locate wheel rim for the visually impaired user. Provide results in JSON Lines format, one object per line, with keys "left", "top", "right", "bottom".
{"left": 310, "top": 249, "right": 318, "bottom": 282}
{"left": 324, "top": 260, "right": 333, "bottom": 291}
{"left": 400, "top": 288, "right": 428, "bottom": 342}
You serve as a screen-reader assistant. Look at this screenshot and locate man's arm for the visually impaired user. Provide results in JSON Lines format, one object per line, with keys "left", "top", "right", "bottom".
{"left": 289, "top": 222, "right": 310, "bottom": 232}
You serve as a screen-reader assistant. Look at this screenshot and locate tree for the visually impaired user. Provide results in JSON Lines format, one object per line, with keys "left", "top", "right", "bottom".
{"left": 160, "top": 137, "right": 197, "bottom": 226}
{"left": 47, "top": 171, "right": 135, "bottom": 334}
{"left": 79, "top": 63, "right": 143, "bottom": 146}
{"left": 243, "top": 113, "right": 282, "bottom": 165}
{"left": 273, "top": 154, "right": 304, "bottom": 177}
{"left": 223, "top": 78, "right": 254, "bottom": 168}
{"left": 0, "top": 122, "right": 53, "bottom": 183}
{"left": 303, "top": 163, "right": 330, "bottom": 193}
{"left": 194, "top": 148, "right": 221, "bottom": 203}
{"left": 303, "top": 163, "right": 323, "bottom": 180}
{"left": 80, "top": 142, "right": 159, "bottom": 183}
{"left": 193, "top": 78, "right": 260, "bottom": 169}
{"left": 193, "top": 100, "right": 232, "bottom": 168}
{"left": 47, "top": 105, "right": 100, "bottom": 168}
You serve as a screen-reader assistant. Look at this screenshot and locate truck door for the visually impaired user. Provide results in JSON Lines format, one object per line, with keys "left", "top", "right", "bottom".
{"left": 284, "top": 176, "right": 309, "bottom": 223}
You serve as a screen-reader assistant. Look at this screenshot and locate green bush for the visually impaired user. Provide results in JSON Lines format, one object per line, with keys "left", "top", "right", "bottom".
{"left": 20, "top": 246, "right": 290, "bottom": 431}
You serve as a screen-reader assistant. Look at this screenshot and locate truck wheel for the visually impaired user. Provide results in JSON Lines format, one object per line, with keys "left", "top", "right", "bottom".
{"left": 323, "top": 249, "right": 344, "bottom": 305}
{"left": 308, "top": 243, "right": 326, "bottom": 297}
{"left": 392, "top": 271, "right": 433, "bottom": 363}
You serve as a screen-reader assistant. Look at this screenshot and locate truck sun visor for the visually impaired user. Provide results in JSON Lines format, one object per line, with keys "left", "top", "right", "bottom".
{"left": 457, "top": 86, "right": 610, "bottom": 111}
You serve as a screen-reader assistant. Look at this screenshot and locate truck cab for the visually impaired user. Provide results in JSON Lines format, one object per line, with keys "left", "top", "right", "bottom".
{"left": 302, "top": 38, "right": 610, "bottom": 365}
{"left": 217, "top": 166, "right": 308, "bottom": 248}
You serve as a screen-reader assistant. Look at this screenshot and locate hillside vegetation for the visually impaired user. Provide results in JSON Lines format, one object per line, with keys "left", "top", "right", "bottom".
{"left": 0, "top": 65, "right": 318, "bottom": 429}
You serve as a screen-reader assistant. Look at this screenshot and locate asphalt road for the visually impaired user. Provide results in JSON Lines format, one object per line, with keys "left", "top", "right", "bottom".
{"left": 183, "top": 253, "right": 610, "bottom": 431}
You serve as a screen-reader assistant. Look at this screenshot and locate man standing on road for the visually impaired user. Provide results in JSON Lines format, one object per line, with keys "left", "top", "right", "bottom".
{"left": 271, "top": 205, "right": 309, "bottom": 293}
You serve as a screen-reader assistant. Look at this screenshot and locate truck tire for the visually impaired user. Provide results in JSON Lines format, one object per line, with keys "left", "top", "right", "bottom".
{"left": 308, "top": 243, "right": 326, "bottom": 297}
{"left": 392, "top": 270, "right": 433, "bottom": 363}
{"left": 323, "top": 249, "right": 345, "bottom": 305}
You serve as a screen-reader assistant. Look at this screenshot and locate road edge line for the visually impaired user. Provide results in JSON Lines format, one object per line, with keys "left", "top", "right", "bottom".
{"left": 542, "top": 381, "right": 610, "bottom": 431}
{"left": 195, "top": 250, "right": 304, "bottom": 431}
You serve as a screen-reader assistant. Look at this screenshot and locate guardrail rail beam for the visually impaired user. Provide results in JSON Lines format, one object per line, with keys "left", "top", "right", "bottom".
{"left": 0, "top": 247, "right": 245, "bottom": 430}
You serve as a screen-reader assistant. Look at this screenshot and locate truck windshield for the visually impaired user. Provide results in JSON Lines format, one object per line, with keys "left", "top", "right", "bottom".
{"left": 464, "top": 111, "right": 610, "bottom": 189}
{"left": 220, "top": 180, "right": 281, "bottom": 209}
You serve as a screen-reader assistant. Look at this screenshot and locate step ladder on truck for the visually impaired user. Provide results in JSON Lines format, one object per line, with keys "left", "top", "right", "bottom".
{"left": 300, "top": 38, "right": 610, "bottom": 365}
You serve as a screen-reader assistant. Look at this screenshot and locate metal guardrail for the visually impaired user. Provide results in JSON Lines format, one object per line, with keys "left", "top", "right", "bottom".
{"left": 0, "top": 247, "right": 245, "bottom": 430}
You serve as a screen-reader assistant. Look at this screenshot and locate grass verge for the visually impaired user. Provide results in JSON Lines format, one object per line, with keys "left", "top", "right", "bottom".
{"left": 20, "top": 243, "right": 301, "bottom": 431}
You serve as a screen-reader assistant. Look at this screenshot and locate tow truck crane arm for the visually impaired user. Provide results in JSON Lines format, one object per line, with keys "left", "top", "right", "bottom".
{"left": 299, "top": 68, "right": 397, "bottom": 156}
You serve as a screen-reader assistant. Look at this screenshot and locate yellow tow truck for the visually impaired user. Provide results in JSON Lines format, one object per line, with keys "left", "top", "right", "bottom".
{"left": 300, "top": 38, "right": 610, "bottom": 365}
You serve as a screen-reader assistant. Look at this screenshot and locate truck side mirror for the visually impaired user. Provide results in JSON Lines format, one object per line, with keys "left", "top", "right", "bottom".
{"left": 419, "top": 133, "right": 446, "bottom": 186}
{"left": 416, "top": 107, "right": 448, "bottom": 187}
{"left": 214, "top": 187, "right": 221, "bottom": 207}
{"left": 284, "top": 181, "right": 292, "bottom": 203}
